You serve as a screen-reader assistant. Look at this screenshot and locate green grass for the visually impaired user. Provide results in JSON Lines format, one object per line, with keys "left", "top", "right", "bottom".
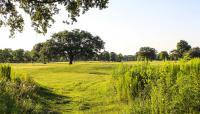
{"left": 5, "top": 60, "right": 197, "bottom": 114}
{"left": 113, "top": 59, "right": 200, "bottom": 114}
{"left": 11, "top": 61, "right": 129, "bottom": 114}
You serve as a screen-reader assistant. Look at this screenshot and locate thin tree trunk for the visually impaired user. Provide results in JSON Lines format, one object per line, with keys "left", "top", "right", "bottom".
{"left": 69, "top": 55, "right": 73, "bottom": 64}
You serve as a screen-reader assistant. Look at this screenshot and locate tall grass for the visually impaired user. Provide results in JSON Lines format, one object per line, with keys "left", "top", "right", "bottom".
{"left": 0, "top": 65, "right": 11, "bottom": 80}
{"left": 113, "top": 59, "right": 200, "bottom": 113}
{"left": 0, "top": 65, "right": 58, "bottom": 114}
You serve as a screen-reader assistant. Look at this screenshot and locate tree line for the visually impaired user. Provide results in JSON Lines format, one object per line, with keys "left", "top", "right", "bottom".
{"left": 0, "top": 48, "right": 32, "bottom": 63}
{"left": 136, "top": 40, "right": 200, "bottom": 61}
{"left": 0, "top": 29, "right": 199, "bottom": 64}
{"left": 0, "top": 48, "right": 135, "bottom": 63}
{"left": 0, "top": 29, "right": 134, "bottom": 64}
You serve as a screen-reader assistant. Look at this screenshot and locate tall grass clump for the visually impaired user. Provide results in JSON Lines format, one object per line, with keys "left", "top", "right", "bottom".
{"left": 113, "top": 59, "right": 200, "bottom": 114}
{"left": 0, "top": 65, "right": 54, "bottom": 114}
{"left": 0, "top": 64, "right": 11, "bottom": 80}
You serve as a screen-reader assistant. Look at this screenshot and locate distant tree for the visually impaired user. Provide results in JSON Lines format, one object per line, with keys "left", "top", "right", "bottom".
{"left": 0, "top": 48, "right": 32, "bottom": 63}
{"left": 12, "top": 49, "right": 25, "bottom": 62}
{"left": 1, "top": 48, "right": 13, "bottom": 62}
{"left": 31, "top": 40, "right": 57, "bottom": 64}
{"left": 0, "top": 49, "right": 3, "bottom": 63}
{"left": 99, "top": 51, "right": 110, "bottom": 61}
{"left": 158, "top": 51, "right": 169, "bottom": 61}
{"left": 187, "top": 47, "right": 200, "bottom": 58}
{"left": 110, "top": 52, "right": 117, "bottom": 61}
{"left": 177, "top": 40, "right": 191, "bottom": 57}
{"left": 39, "top": 44, "right": 48, "bottom": 64}
{"left": 117, "top": 53, "right": 123, "bottom": 62}
{"left": 52, "top": 29, "right": 104, "bottom": 64}
{"left": 42, "top": 39, "right": 59, "bottom": 62}
{"left": 136, "top": 47, "right": 157, "bottom": 61}
{"left": 24, "top": 51, "right": 32, "bottom": 62}
{"left": 123, "top": 55, "right": 135, "bottom": 61}
{"left": 31, "top": 43, "right": 44, "bottom": 62}
{"left": 169, "top": 49, "right": 181, "bottom": 60}
{"left": 0, "top": 0, "right": 109, "bottom": 37}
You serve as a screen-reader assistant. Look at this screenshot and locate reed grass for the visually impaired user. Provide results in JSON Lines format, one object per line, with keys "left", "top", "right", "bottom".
{"left": 113, "top": 59, "right": 200, "bottom": 114}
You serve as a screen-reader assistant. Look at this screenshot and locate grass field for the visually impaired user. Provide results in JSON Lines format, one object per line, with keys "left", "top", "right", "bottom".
{"left": 3, "top": 60, "right": 199, "bottom": 114}
{"left": 11, "top": 62, "right": 130, "bottom": 114}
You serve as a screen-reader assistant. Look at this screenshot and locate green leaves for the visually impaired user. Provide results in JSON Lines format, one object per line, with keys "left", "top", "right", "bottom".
{"left": 177, "top": 40, "right": 191, "bottom": 57}
{"left": 0, "top": 0, "right": 109, "bottom": 37}
{"left": 136, "top": 47, "right": 157, "bottom": 61}
{"left": 51, "top": 29, "right": 104, "bottom": 64}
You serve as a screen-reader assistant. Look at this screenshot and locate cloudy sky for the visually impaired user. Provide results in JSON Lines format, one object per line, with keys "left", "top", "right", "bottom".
{"left": 0, "top": 0, "right": 200, "bottom": 55}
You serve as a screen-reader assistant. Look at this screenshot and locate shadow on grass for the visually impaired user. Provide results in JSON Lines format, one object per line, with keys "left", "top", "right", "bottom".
{"left": 89, "top": 72, "right": 109, "bottom": 75}
{"left": 35, "top": 87, "right": 72, "bottom": 113}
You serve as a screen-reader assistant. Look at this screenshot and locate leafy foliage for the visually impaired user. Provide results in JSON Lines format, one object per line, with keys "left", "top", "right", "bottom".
{"left": 0, "top": 48, "right": 32, "bottom": 63}
{"left": 0, "top": 0, "right": 109, "bottom": 37}
{"left": 177, "top": 40, "right": 191, "bottom": 57}
{"left": 169, "top": 49, "right": 181, "bottom": 60}
{"left": 136, "top": 47, "right": 157, "bottom": 61}
{"left": 51, "top": 29, "right": 105, "bottom": 64}
{"left": 158, "top": 51, "right": 169, "bottom": 61}
{"left": 187, "top": 47, "right": 200, "bottom": 58}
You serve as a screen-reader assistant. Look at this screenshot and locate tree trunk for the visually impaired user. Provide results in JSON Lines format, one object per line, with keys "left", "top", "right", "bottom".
{"left": 69, "top": 55, "right": 73, "bottom": 65}
{"left": 43, "top": 57, "right": 46, "bottom": 64}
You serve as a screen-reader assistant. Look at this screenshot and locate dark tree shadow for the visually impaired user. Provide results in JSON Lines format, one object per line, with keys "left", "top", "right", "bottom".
{"left": 34, "top": 87, "right": 72, "bottom": 114}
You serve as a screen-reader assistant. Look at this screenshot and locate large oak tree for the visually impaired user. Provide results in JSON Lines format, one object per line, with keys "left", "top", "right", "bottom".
{"left": 51, "top": 29, "right": 104, "bottom": 64}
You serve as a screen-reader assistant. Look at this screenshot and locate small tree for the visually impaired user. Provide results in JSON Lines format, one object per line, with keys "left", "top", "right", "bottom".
{"left": 117, "top": 53, "right": 123, "bottom": 62}
{"left": 99, "top": 51, "right": 110, "bottom": 61}
{"left": 136, "top": 47, "right": 157, "bottom": 61}
{"left": 158, "top": 51, "right": 169, "bottom": 61}
{"left": 31, "top": 43, "right": 44, "bottom": 62}
{"left": 176, "top": 40, "right": 191, "bottom": 57}
{"left": 187, "top": 47, "right": 200, "bottom": 58}
{"left": 169, "top": 49, "right": 181, "bottom": 60}
{"left": 12, "top": 49, "right": 25, "bottom": 63}
{"left": 1, "top": 48, "right": 13, "bottom": 63}
{"left": 110, "top": 52, "right": 117, "bottom": 62}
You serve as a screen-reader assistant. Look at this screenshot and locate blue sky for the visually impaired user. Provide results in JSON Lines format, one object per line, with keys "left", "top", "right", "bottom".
{"left": 0, "top": 0, "right": 200, "bottom": 55}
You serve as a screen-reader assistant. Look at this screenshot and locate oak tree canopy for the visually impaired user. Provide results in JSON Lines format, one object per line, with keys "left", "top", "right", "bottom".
{"left": 0, "top": 0, "right": 109, "bottom": 37}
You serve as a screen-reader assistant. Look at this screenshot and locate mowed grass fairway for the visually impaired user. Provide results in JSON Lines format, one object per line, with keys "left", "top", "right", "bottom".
{"left": 12, "top": 62, "right": 130, "bottom": 114}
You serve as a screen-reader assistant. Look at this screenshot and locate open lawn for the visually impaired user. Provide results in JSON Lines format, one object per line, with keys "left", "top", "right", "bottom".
{"left": 12, "top": 62, "right": 130, "bottom": 114}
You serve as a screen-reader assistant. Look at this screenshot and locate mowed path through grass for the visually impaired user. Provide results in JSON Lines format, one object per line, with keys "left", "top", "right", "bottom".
{"left": 12, "top": 62, "right": 129, "bottom": 114}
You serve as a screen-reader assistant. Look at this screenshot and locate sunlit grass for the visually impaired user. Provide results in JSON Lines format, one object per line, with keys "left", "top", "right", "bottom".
{"left": 11, "top": 61, "right": 129, "bottom": 113}
{"left": 5, "top": 60, "right": 183, "bottom": 113}
{"left": 113, "top": 59, "right": 200, "bottom": 114}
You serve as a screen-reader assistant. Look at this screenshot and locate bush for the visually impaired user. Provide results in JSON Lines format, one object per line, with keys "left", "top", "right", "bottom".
{"left": 113, "top": 59, "right": 200, "bottom": 113}
{"left": 0, "top": 65, "right": 11, "bottom": 80}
